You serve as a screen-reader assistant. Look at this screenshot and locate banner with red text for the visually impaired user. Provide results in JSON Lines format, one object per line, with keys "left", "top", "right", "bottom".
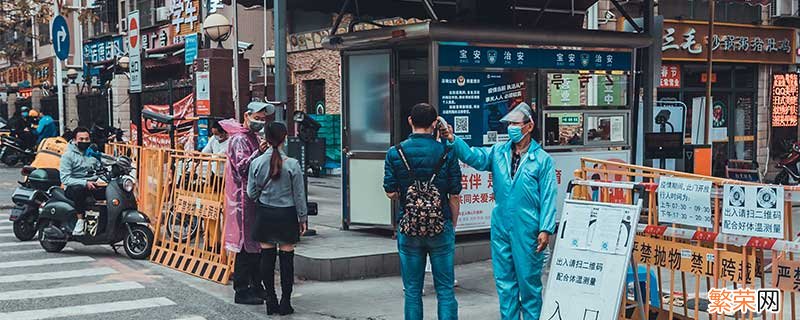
{"left": 142, "top": 94, "right": 195, "bottom": 150}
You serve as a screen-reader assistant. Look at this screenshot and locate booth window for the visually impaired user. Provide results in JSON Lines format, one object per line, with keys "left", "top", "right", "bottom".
{"left": 544, "top": 112, "right": 584, "bottom": 147}
{"left": 545, "top": 72, "right": 628, "bottom": 108}
{"left": 346, "top": 53, "right": 391, "bottom": 151}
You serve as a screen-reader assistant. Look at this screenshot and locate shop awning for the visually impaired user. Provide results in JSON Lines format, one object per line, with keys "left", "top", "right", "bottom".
{"left": 322, "top": 21, "right": 653, "bottom": 51}
{"left": 239, "top": 0, "right": 599, "bottom": 29}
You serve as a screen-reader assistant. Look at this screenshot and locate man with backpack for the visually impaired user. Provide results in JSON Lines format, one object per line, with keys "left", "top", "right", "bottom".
{"left": 384, "top": 103, "right": 462, "bottom": 320}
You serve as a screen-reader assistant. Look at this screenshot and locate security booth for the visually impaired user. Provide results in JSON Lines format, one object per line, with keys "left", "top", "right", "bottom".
{"left": 325, "top": 22, "right": 651, "bottom": 232}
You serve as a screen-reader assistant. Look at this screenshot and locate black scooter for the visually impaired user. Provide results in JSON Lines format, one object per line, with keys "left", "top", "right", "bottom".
{"left": 0, "top": 133, "right": 36, "bottom": 166}
{"left": 37, "top": 155, "right": 154, "bottom": 259}
{"left": 9, "top": 166, "right": 60, "bottom": 240}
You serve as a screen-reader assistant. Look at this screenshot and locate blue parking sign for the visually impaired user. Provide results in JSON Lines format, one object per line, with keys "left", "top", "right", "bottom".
{"left": 52, "top": 16, "right": 70, "bottom": 61}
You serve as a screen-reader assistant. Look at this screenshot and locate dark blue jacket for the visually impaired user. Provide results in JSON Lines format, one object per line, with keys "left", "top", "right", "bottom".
{"left": 383, "top": 134, "right": 462, "bottom": 222}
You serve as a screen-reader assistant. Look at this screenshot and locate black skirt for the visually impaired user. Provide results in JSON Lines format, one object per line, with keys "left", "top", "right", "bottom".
{"left": 252, "top": 204, "right": 300, "bottom": 244}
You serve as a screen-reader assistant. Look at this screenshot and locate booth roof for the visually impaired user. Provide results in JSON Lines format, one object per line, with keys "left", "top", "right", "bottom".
{"left": 322, "top": 21, "right": 653, "bottom": 51}
{"left": 236, "top": 0, "right": 600, "bottom": 30}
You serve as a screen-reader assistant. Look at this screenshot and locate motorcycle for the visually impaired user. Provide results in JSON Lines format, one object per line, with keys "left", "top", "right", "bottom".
{"left": 8, "top": 166, "right": 60, "bottom": 240}
{"left": 774, "top": 141, "right": 800, "bottom": 185}
{"left": 37, "top": 155, "right": 154, "bottom": 259}
{"left": 0, "top": 132, "right": 36, "bottom": 166}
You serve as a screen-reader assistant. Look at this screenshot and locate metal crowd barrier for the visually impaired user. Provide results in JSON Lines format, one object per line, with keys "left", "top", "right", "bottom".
{"left": 579, "top": 158, "right": 799, "bottom": 320}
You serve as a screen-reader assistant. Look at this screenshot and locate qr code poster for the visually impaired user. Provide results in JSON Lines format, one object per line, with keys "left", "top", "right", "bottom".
{"left": 722, "top": 184, "right": 785, "bottom": 239}
{"left": 454, "top": 116, "right": 470, "bottom": 133}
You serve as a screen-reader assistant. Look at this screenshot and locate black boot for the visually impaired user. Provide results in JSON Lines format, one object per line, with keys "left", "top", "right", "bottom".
{"left": 234, "top": 289, "right": 264, "bottom": 305}
{"left": 278, "top": 250, "right": 295, "bottom": 315}
{"left": 260, "top": 248, "right": 279, "bottom": 315}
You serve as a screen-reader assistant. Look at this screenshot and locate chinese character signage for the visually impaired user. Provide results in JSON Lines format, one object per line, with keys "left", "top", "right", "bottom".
{"left": 658, "top": 177, "right": 713, "bottom": 228}
{"left": 170, "top": 0, "right": 200, "bottom": 41}
{"left": 438, "top": 71, "right": 527, "bottom": 147}
{"left": 31, "top": 59, "right": 53, "bottom": 87}
{"left": 82, "top": 36, "right": 127, "bottom": 77}
{"left": 771, "top": 73, "right": 798, "bottom": 127}
{"left": 439, "top": 44, "right": 632, "bottom": 71}
{"left": 0, "top": 65, "right": 30, "bottom": 86}
{"left": 455, "top": 164, "right": 493, "bottom": 232}
{"left": 547, "top": 73, "right": 627, "bottom": 107}
{"left": 659, "top": 64, "right": 681, "bottom": 88}
{"left": 772, "top": 256, "right": 800, "bottom": 293}
{"left": 662, "top": 20, "right": 795, "bottom": 64}
{"left": 141, "top": 24, "right": 173, "bottom": 51}
{"left": 722, "top": 184, "right": 785, "bottom": 239}
{"left": 542, "top": 200, "right": 640, "bottom": 320}
{"left": 632, "top": 237, "right": 760, "bottom": 284}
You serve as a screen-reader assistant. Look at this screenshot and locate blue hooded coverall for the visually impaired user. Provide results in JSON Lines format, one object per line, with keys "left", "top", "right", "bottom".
{"left": 449, "top": 136, "right": 557, "bottom": 320}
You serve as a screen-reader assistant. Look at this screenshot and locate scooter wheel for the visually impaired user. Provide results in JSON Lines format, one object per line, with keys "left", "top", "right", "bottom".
{"left": 124, "top": 224, "right": 154, "bottom": 260}
{"left": 39, "top": 224, "right": 67, "bottom": 253}
{"left": 774, "top": 171, "right": 792, "bottom": 185}
{"left": 12, "top": 219, "right": 37, "bottom": 241}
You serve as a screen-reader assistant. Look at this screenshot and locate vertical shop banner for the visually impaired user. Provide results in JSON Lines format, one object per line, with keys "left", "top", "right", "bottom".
{"left": 142, "top": 94, "right": 195, "bottom": 149}
{"left": 710, "top": 100, "right": 728, "bottom": 142}
{"left": 771, "top": 73, "right": 799, "bottom": 127}
{"left": 542, "top": 200, "right": 640, "bottom": 320}
{"left": 184, "top": 33, "right": 198, "bottom": 65}
{"left": 722, "top": 184, "right": 785, "bottom": 239}
{"left": 195, "top": 71, "right": 210, "bottom": 115}
{"left": 657, "top": 177, "right": 713, "bottom": 228}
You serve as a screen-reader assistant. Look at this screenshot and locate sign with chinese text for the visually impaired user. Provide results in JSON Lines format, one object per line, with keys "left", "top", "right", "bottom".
{"left": 142, "top": 94, "right": 194, "bottom": 149}
{"left": 439, "top": 44, "right": 632, "bottom": 71}
{"left": 547, "top": 73, "right": 628, "bottom": 107}
{"left": 771, "top": 73, "right": 798, "bottom": 127}
{"left": 195, "top": 71, "right": 210, "bottom": 115}
{"left": 632, "top": 237, "right": 759, "bottom": 284}
{"left": 0, "top": 65, "right": 30, "bottom": 86}
{"left": 438, "top": 71, "right": 527, "bottom": 146}
{"left": 455, "top": 165, "right": 493, "bottom": 232}
{"left": 184, "top": 33, "right": 198, "bottom": 65}
{"left": 141, "top": 24, "right": 173, "bottom": 51}
{"left": 659, "top": 65, "right": 681, "bottom": 88}
{"left": 542, "top": 200, "right": 640, "bottom": 320}
{"left": 772, "top": 256, "right": 800, "bottom": 293}
{"left": 170, "top": 0, "right": 200, "bottom": 41}
{"left": 82, "top": 36, "right": 127, "bottom": 77}
{"left": 722, "top": 184, "right": 785, "bottom": 239}
{"left": 128, "top": 11, "right": 142, "bottom": 93}
{"left": 658, "top": 177, "right": 713, "bottom": 228}
{"left": 31, "top": 59, "right": 54, "bottom": 87}
{"left": 662, "top": 20, "right": 795, "bottom": 64}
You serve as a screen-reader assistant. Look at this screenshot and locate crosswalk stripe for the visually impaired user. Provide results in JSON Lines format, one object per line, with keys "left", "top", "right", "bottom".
{"left": 0, "top": 226, "right": 12, "bottom": 231}
{"left": 0, "top": 247, "right": 74, "bottom": 256}
{"left": 173, "top": 317, "right": 207, "bottom": 320}
{"left": 0, "top": 281, "right": 144, "bottom": 301}
{"left": 0, "top": 256, "right": 94, "bottom": 269}
{"left": 0, "top": 297, "right": 177, "bottom": 320}
{"left": 0, "top": 241, "right": 39, "bottom": 248}
{"left": 0, "top": 220, "right": 11, "bottom": 225}
{"left": 0, "top": 267, "right": 117, "bottom": 283}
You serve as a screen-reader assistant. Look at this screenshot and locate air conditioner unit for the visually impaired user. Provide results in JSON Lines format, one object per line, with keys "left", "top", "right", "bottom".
{"left": 772, "top": 0, "right": 798, "bottom": 17}
{"left": 156, "top": 6, "right": 170, "bottom": 22}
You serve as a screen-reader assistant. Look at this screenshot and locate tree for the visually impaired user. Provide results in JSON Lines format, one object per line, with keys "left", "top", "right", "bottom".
{"left": 0, "top": 0, "right": 54, "bottom": 66}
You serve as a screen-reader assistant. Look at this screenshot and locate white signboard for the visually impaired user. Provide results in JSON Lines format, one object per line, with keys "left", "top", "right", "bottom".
{"left": 658, "top": 177, "right": 713, "bottom": 228}
{"left": 552, "top": 150, "right": 630, "bottom": 221}
{"left": 128, "top": 11, "right": 142, "bottom": 93}
{"left": 542, "top": 200, "right": 640, "bottom": 320}
{"left": 455, "top": 164, "right": 493, "bottom": 232}
{"left": 196, "top": 71, "right": 210, "bottom": 100}
{"left": 722, "top": 184, "right": 785, "bottom": 239}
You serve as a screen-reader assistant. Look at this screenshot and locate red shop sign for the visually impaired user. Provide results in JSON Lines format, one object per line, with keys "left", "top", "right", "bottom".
{"left": 659, "top": 64, "right": 681, "bottom": 89}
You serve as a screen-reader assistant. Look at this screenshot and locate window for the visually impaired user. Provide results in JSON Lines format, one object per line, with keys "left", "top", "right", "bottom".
{"left": 38, "top": 23, "right": 50, "bottom": 45}
{"left": 659, "top": 0, "right": 761, "bottom": 24}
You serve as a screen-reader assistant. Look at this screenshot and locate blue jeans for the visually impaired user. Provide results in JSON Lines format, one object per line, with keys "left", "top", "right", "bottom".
{"left": 398, "top": 221, "right": 458, "bottom": 320}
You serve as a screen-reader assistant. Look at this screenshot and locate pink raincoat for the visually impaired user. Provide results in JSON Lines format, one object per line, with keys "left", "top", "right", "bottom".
{"left": 220, "top": 119, "right": 262, "bottom": 253}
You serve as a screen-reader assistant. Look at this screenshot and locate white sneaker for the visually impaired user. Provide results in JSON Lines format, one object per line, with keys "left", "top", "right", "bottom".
{"left": 72, "top": 219, "right": 85, "bottom": 236}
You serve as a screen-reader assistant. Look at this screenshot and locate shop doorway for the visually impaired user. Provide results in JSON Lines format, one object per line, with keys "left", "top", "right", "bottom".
{"left": 305, "top": 80, "right": 325, "bottom": 114}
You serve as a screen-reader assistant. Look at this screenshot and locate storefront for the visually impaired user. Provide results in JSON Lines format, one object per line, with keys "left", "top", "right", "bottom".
{"left": 325, "top": 22, "right": 650, "bottom": 231}
{"left": 656, "top": 20, "right": 795, "bottom": 177}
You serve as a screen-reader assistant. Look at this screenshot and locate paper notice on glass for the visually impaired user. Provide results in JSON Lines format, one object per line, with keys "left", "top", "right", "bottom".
{"left": 589, "top": 207, "right": 625, "bottom": 254}
{"left": 563, "top": 202, "right": 592, "bottom": 249}
{"left": 610, "top": 116, "right": 624, "bottom": 142}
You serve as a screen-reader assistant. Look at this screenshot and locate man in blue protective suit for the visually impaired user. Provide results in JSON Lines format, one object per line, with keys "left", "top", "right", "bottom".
{"left": 441, "top": 102, "right": 557, "bottom": 320}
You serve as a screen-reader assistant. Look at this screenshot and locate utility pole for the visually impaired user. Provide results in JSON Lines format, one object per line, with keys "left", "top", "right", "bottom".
{"left": 274, "top": 0, "right": 287, "bottom": 121}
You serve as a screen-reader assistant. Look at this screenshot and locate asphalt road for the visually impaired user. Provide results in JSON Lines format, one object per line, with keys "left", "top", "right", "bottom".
{"left": 0, "top": 164, "right": 21, "bottom": 209}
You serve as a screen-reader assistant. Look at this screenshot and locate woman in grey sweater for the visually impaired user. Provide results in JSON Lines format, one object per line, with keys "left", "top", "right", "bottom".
{"left": 246, "top": 122, "right": 307, "bottom": 315}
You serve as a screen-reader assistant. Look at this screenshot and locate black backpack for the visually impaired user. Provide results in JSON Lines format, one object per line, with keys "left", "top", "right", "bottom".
{"left": 395, "top": 144, "right": 449, "bottom": 237}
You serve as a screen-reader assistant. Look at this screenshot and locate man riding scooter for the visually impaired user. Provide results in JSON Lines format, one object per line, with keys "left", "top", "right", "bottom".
{"left": 60, "top": 127, "right": 103, "bottom": 236}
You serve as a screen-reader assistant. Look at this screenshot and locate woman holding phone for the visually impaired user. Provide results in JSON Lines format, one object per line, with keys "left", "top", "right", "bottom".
{"left": 247, "top": 122, "right": 308, "bottom": 315}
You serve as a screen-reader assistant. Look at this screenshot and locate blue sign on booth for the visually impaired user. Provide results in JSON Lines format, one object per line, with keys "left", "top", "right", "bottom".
{"left": 51, "top": 15, "right": 70, "bottom": 60}
{"left": 438, "top": 44, "right": 632, "bottom": 71}
{"left": 185, "top": 34, "right": 198, "bottom": 65}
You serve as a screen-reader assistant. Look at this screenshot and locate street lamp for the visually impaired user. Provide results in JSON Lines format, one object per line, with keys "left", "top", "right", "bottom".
{"left": 66, "top": 68, "right": 79, "bottom": 83}
{"left": 203, "top": 14, "right": 232, "bottom": 48}
{"left": 261, "top": 49, "right": 275, "bottom": 73}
